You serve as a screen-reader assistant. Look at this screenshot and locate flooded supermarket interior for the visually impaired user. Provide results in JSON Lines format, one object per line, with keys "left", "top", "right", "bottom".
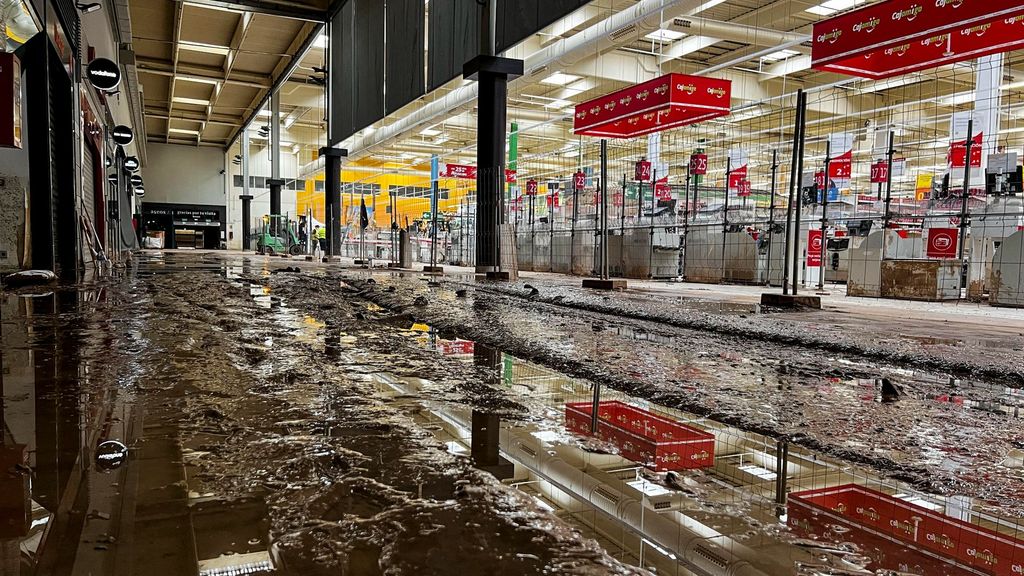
{"left": 2, "top": 0, "right": 1024, "bottom": 574}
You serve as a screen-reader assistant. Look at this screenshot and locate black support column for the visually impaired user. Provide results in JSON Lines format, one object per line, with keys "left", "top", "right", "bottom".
{"left": 464, "top": 54, "right": 523, "bottom": 273}
{"left": 320, "top": 147, "right": 347, "bottom": 260}
{"left": 267, "top": 179, "right": 284, "bottom": 237}
{"left": 240, "top": 194, "right": 253, "bottom": 250}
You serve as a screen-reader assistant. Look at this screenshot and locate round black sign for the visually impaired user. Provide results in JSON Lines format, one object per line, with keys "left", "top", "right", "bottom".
{"left": 130, "top": 174, "right": 143, "bottom": 187}
{"left": 124, "top": 156, "right": 140, "bottom": 171}
{"left": 135, "top": 187, "right": 146, "bottom": 197}
{"left": 107, "top": 172, "right": 118, "bottom": 183}
{"left": 86, "top": 58, "right": 121, "bottom": 92}
{"left": 111, "top": 125, "right": 134, "bottom": 146}
{"left": 95, "top": 440, "right": 128, "bottom": 471}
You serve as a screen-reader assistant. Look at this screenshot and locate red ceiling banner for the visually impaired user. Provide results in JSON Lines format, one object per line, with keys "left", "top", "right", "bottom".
{"left": 573, "top": 73, "right": 732, "bottom": 138}
{"left": 811, "top": 0, "right": 1024, "bottom": 79}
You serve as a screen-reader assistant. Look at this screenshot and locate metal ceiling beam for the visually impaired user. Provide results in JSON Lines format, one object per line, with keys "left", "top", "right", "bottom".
{"left": 136, "top": 58, "right": 270, "bottom": 88}
{"left": 225, "top": 20, "right": 322, "bottom": 150}
{"left": 201, "top": 11, "right": 254, "bottom": 143}
{"left": 173, "top": 0, "right": 327, "bottom": 22}
{"left": 166, "top": 1, "right": 184, "bottom": 143}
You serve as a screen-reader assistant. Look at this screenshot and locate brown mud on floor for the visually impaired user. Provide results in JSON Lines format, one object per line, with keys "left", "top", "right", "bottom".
{"left": 325, "top": 272, "right": 1024, "bottom": 520}
{"left": 2, "top": 253, "right": 643, "bottom": 576}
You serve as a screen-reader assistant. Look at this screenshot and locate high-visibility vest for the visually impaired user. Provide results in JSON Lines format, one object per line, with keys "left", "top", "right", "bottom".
{"left": 315, "top": 227, "right": 326, "bottom": 239}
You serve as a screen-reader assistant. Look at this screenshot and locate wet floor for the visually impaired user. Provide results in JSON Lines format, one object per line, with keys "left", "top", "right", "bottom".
{"left": 2, "top": 251, "right": 1022, "bottom": 576}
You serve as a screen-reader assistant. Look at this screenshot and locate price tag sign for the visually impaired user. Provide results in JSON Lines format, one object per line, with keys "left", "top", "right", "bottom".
{"left": 526, "top": 179, "right": 539, "bottom": 196}
{"left": 870, "top": 161, "right": 889, "bottom": 184}
{"left": 689, "top": 153, "right": 707, "bottom": 175}
{"left": 634, "top": 160, "right": 652, "bottom": 182}
{"left": 573, "top": 171, "right": 586, "bottom": 190}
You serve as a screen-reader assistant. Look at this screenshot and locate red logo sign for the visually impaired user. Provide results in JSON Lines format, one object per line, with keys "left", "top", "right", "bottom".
{"left": 870, "top": 161, "right": 889, "bottom": 183}
{"left": 927, "top": 228, "right": 959, "bottom": 258}
{"left": 814, "top": 170, "right": 827, "bottom": 191}
{"left": 807, "top": 230, "right": 824, "bottom": 267}
{"left": 525, "top": 179, "right": 539, "bottom": 196}
{"left": 689, "top": 153, "right": 708, "bottom": 175}
{"left": 635, "top": 160, "right": 652, "bottom": 182}
{"left": 505, "top": 169, "right": 516, "bottom": 183}
{"left": 573, "top": 171, "right": 586, "bottom": 190}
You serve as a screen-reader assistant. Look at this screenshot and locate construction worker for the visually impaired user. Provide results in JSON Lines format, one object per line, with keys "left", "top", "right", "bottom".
{"left": 315, "top": 224, "right": 327, "bottom": 257}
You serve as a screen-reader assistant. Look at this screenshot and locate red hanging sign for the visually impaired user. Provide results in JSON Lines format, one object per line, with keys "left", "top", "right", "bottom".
{"left": 870, "top": 161, "right": 889, "bottom": 183}
{"left": 546, "top": 192, "right": 560, "bottom": 208}
{"left": 728, "top": 165, "right": 748, "bottom": 191}
{"left": 927, "top": 228, "right": 959, "bottom": 258}
{"left": 807, "top": 229, "right": 824, "bottom": 267}
{"left": 829, "top": 149, "right": 853, "bottom": 179}
{"left": 573, "top": 73, "right": 732, "bottom": 138}
{"left": 654, "top": 177, "right": 671, "bottom": 200}
{"left": 635, "top": 160, "right": 652, "bottom": 182}
{"left": 811, "top": 0, "right": 1024, "bottom": 79}
{"left": 814, "top": 170, "right": 827, "bottom": 191}
{"left": 689, "top": 153, "right": 707, "bottom": 175}
{"left": 441, "top": 163, "right": 476, "bottom": 179}
{"left": 949, "top": 132, "right": 984, "bottom": 168}
{"left": 737, "top": 179, "right": 752, "bottom": 197}
{"left": 440, "top": 163, "right": 517, "bottom": 183}
{"left": 573, "top": 171, "right": 586, "bottom": 190}
{"left": 525, "top": 179, "right": 539, "bottom": 196}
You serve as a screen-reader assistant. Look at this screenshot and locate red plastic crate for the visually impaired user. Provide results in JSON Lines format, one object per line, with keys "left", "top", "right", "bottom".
{"left": 565, "top": 401, "right": 715, "bottom": 471}
{"left": 790, "top": 484, "right": 1024, "bottom": 576}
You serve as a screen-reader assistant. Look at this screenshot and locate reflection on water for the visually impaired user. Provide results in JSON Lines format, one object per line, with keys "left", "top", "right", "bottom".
{"left": 3, "top": 251, "right": 1022, "bottom": 576}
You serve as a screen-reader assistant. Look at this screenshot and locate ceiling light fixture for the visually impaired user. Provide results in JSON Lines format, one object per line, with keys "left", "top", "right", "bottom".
{"left": 541, "top": 72, "right": 582, "bottom": 86}
{"left": 644, "top": 29, "right": 685, "bottom": 42}
{"left": 75, "top": 2, "right": 101, "bottom": 13}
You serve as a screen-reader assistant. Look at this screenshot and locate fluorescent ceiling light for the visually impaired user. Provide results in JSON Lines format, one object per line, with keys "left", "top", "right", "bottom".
{"left": 544, "top": 99, "right": 573, "bottom": 108}
{"left": 313, "top": 33, "right": 327, "bottom": 49}
{"left": 1000, "top": 80, "right": 1024, "bottom": 90}
{"left": 419, "top": 128, "right": 441, "bottom": 136}
{"left": 168, "top": 128, "right": 200, "bottom": 135}
{"left": 938, "top": 92, "right": 973, "bottom": 106}
{"left": 256, "top": 110, "right": 271, "bottom": 117}
{"left": 644, "top": 29, "right": 686, "bottom": 42}
{"left": 179, "top": 41, "right": 230, "bottom": 56}
{"left": 172, "top": 96, "right": 211, "bottom": 106}
{"left": 805, "top": 5, "right": 836, "bottom": 14}
{"left": 762, "top": 49, "right": 800, "bottom": 62}
{"left": 806, "top": 0, "right": 863, "bottom": 15}
{"left": 180, "top": 76, "right": 221, "bottom": 87}
{"left": 541, "top": 72, "right": 582, "bottom": 86}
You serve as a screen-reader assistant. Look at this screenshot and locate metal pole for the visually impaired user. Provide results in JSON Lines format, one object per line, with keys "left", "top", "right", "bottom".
{"left": 882, "top": 131, "right": 895, "bottom": 247}
{"left": 590, "top": 381, "right": 601, "bottom": 434}
{"left": 431, "top": 179, "right": 439, "bottom": 270}
{"left": 766, "top": 149, "right": 779, "bottom": 286}
{"left": 722, "top": 157, "right": 731, "bottom": 281}
{"left": 601, "top": 140, "right": 609, "bottom": 280}
{"left": 620, "top": 174, "right": 626, "bottom": 232}
{"left": 819, "top": 139, "right": 831, "bottom": 290}
{"left": 571, "top": 178, "right": 579, "bottom": 274}
{"left": 649, "top": 168, "right": 656, "bottom": 278}
{"left": 791, "top": 90, "right": 808, "bottom": 295}
{"left": 774, "top": 440, "right": 789, "bottom": 515}
{"left": 958, "top": 119, "right": 973, "bottom": 263}
{"left": 682, "top": 167, "right": 691, "bottom": 278}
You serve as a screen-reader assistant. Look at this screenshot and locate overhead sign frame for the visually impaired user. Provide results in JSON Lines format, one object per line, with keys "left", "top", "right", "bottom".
{"left": 811, "top": 0, "right": 1024, "bottom": 79}
{"left": 573, "top": 73, "right": 732, "bottom": 138}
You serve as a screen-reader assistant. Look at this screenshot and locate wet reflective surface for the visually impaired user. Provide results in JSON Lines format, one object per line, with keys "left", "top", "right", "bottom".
{"left": 2, "top": 251, "right": 1022, "bottom": 575}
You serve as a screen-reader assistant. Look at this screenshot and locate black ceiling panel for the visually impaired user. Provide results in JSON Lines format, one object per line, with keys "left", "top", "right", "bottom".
{"left": 385, "top": 0, "right": 425, "bottom": 114}
{"left": 352, "top": 0, "right": 385, "bottom": 134}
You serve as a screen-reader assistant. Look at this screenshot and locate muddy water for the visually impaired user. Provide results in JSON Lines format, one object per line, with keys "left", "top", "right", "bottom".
{"left": 336, "top": 272, "right": 1024, "bottom": 522}
{"left": 5, "top": 250, "right": 1023, "bottom": 576}
{"left": 0, "top": 253, "right": 641, "bottom": 576}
